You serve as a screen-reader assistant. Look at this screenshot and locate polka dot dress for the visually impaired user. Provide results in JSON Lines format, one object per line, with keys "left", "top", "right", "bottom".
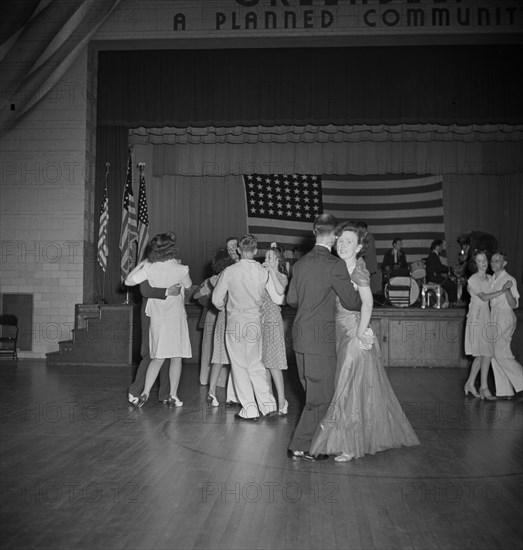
{"left": 260, "top": 290, "right": 288, "bottom": 370}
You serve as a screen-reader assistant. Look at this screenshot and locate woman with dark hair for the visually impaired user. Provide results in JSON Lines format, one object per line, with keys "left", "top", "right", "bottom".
{"left": 261, "top": 242, "right": 289, "bottom": 415}
{"left": 198, "top": 248, "right": 236, "bottom": 407}
{"left": 310, "top": 222, "right": 419, "bottom": 462}
{"left": 125, "top": 232, "right": 192, "bottom": 407}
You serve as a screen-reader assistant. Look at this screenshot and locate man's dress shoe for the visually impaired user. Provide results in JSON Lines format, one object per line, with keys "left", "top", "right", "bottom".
{"left": 287, "top": 449, "right": 328, "bottom": 461}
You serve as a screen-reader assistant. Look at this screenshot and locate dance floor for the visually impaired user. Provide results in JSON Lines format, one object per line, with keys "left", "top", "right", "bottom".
{"left": 1, "top": 360, "right": 522, "bottom": 550}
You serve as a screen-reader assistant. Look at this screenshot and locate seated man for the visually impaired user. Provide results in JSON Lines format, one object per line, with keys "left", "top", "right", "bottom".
{"left": 382, "top": 238, "right": 409, "bottom": 287}
{"left": 426, "top": 239, "right": 458, "bottom": 305}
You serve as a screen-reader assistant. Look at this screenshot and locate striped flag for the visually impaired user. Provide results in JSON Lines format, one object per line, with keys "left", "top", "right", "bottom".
{"left": 119, "top": 153, "right": 137, "bottom": 282}
{"left": 322, "top": 175, "right": 445, "bottom": 262}
{"left": 136, "top": 164, "right": 150, "bottom": 262}
{"left": 97, "top": 175, "right": 109, "bottom": 272}
{"left": 243, "top": 174, "right": 445, "bottom": 262}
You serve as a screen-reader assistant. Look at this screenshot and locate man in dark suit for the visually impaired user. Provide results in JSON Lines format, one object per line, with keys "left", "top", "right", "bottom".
{"left": 286, "top": 214, "right": 363, "bottom": 461}
{"left": 426, "top": 239, "right": 458, "bottom": 304}
{"left": 382, "top": 238, "right": 410, "bottom": 287}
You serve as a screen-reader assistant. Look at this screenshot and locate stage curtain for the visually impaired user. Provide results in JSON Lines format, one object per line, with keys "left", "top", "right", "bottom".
{"left": 97, "top": 47, "right": 523, "bottom": 128}
{"left": 129, "top": 125, "right": 523, "bottom": 177}
{"left": 95, "top": 45, "right": 523, "bottom": 302}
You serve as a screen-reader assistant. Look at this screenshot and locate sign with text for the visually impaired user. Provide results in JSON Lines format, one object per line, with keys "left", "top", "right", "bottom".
{"left": 97, "top": 0, "right": 523, "bottom": 41}
{"left": 173, "top": 0, "right": 522, "bottom": 35}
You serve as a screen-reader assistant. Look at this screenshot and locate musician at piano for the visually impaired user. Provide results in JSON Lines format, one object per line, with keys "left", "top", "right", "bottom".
{"left": 426, "top": 239, "right": 458, "bottom": 305}
{"left": 382, "top": 238, "right": 410, "bottom": 287}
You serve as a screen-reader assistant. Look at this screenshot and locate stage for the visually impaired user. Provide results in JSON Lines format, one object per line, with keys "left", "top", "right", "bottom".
{"left": 1, "top": 360, "right": 522, "bottom": 550}
{"left": 45, "top": 302, "right": 523, "bottom": 370}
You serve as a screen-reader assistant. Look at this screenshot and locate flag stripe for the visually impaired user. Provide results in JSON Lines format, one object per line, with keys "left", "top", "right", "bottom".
{"left": 322, "top": 174, "right": 442, "bottom": 187}
{"left": 323, "top": 181, "right": 443, "bottom": 195}
{"left": 324, "top": 189, "right": 443, "bottom": 204}
{"left": 324, "top": 199, "right": 443, "bottom": 211}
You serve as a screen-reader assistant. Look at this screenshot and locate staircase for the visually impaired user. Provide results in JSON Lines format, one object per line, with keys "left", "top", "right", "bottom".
{"left": 46, "top": 304, "right": 140, "bottom": 366}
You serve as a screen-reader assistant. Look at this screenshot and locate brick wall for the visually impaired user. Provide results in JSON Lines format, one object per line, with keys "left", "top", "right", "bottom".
{"left": 0, "top": 49, "right": 91, "bottom": 358}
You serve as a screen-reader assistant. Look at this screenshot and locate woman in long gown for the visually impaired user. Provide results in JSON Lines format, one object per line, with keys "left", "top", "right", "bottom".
{"left": 125, "top": 232, "right": 192, "bottom": 408}
{"left": 310, "top": 222, "right": 419, "bottom": 462}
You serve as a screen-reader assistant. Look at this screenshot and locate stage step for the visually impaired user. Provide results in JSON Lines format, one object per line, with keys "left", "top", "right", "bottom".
{"left": 45, "top": 304, "right": 140, "bottom": 367}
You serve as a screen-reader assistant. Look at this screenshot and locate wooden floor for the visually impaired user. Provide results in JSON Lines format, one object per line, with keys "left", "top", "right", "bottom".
{"left": 1, "top": 360, "right": 522, "bottom": 550}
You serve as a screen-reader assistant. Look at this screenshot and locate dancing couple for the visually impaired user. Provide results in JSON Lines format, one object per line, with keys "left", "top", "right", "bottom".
{"left": 287, "top": 214, "right": 419, "bottom": 462}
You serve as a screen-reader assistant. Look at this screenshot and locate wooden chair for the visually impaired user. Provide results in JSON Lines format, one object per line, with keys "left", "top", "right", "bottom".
{"left": 0, "top": 314, "right": 18, "bottom": 361}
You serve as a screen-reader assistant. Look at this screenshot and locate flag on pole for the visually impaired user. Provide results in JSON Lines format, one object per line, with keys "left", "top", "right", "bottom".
{"left": 119, "top": 152, "right": 137, "bottom": 282}
{"left": 97, "top": 166, "right": 109, "bottom": 272}
{"left": 136, "top": 163, "right": 150, "bottom": 262}
{"left": 243, "top": 173, "right": 445, "bottom": 260}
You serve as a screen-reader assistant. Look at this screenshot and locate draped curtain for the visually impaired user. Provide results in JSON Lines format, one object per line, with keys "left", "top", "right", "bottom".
{"left": 0, "top": 0, "right": 121, "bottom": 135}
{"left": 127, "top": 131, "right": 522, "bottom": 287}
{"left": 95, "top": 47, "right": 523, "bottom": 303}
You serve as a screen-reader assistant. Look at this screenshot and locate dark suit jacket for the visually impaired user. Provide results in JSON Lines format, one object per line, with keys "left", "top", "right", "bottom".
{"left": 382, "top": 249, "right": 409, "bottom": 274}
{"left": 426, "top": 251, "right": 449, "bottom": 284}
{"left": 287, "top": 245, "right": 362, "bottom": 357}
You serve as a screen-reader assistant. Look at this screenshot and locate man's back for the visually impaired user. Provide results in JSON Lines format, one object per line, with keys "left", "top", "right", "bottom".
{"left": 287, "top": 245, "right": 360, "bottom": 356}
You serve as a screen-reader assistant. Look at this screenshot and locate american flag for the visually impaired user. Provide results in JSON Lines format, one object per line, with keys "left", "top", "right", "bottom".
{"left": 244, "top": 174, "right": 445, "bottom": 261}
{"left": 97, "top": 176, "right": 109, "bottom": 272}
{"left": 136, "top": 164, "right": 150, "bottom": 262}
{"left": 119, "top": 153, "right": 137, "bottom": 282}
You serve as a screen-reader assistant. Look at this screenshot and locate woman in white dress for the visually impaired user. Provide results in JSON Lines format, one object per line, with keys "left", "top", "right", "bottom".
{"left": 125, "top": 233, "right": 192, "bottom": 407}
{"left": 489, "top": 253, "right": 523, "bottom": 399}
{"left": 463, "top": 251, "right": 510, "bottom": 400}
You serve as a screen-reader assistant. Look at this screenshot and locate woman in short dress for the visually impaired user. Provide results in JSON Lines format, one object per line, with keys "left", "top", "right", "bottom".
{"left": 125, "top": 232, "right": 192, "bottom": 407}
{"left": 204, "top": 249, "right": 236, "bottom": 407}
{"left": 310, "top": 222, "right": 419, "bottom": 462}
{"left": 261, "top": 244, "right": 289, "bottom": 415}
{"left": 463, "top": 251, "right": 514, "bottom": 400}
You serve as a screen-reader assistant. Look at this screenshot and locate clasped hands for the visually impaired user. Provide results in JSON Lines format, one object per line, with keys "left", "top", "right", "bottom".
{"left": 357, "top": 328, "right": 375, "bottom": 350}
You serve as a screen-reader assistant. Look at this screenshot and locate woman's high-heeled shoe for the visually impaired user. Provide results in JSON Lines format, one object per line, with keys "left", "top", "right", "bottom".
{"left": 206, "top": 393, "right": 219, "bottom": 407}
{"left": 464, "top": 383, "right": 480, "bottom": 398}
{"left": 167, "top": 395, "right": 183, "bottom": 407}
{"left": 137, "top": 394, "right": 148, "bottom": 408}
{"left": 479, "top": 388, "right": 497, "bottom": 401}
{"left": 335, "top": 452, "right": 355, "bottom": 463}
{"left": 279, "top": 399, "right": 288, "bottom": 416}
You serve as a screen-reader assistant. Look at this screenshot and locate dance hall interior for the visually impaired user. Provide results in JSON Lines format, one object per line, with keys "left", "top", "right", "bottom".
{"left": 1, "top": 1, "right": 523, "bottom": 549}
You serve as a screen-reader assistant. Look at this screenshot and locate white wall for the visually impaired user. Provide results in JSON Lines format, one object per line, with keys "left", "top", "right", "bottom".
{"left": 0, "top": 49, "right": 91, "bottom": 358}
